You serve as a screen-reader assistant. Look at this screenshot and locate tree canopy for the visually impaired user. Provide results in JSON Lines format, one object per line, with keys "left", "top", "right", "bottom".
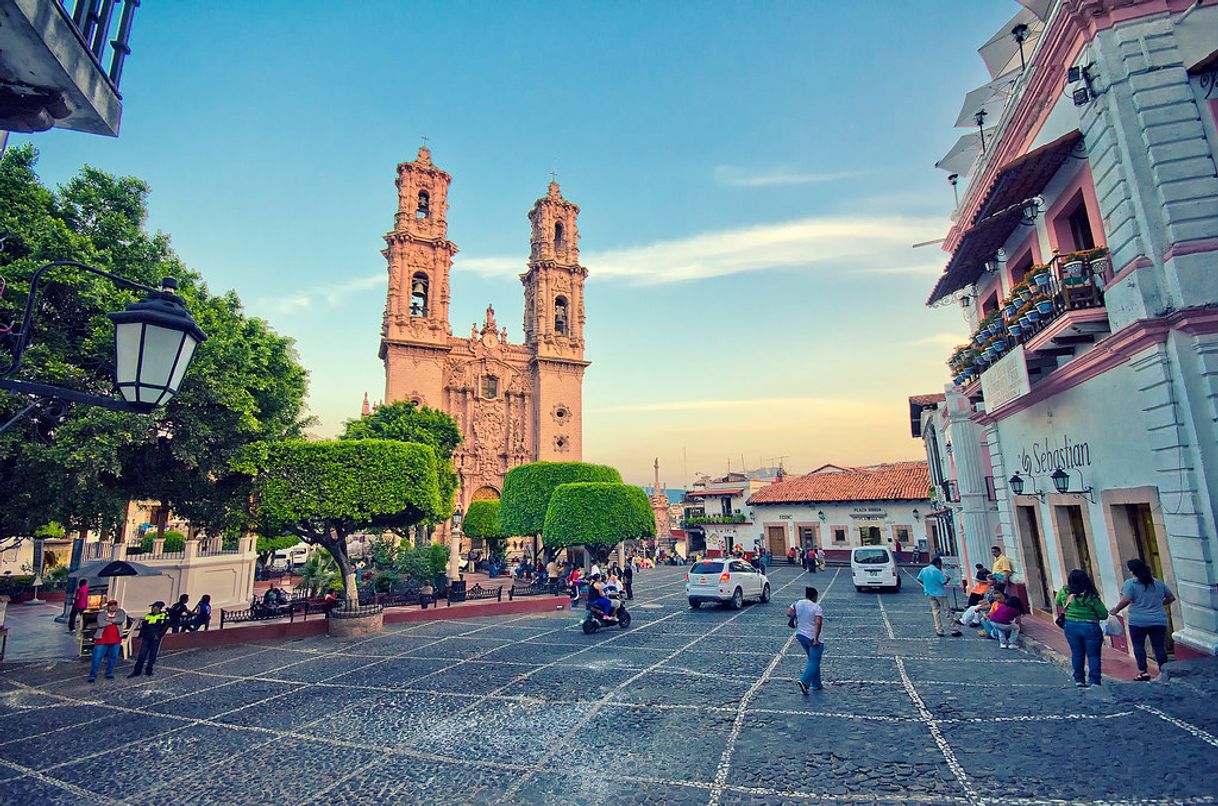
{"left": 340, "top": 401, "right": 460, "bottom": 522}
{"left": 243, "top": 439, "right": 442, "bottom": 603}
{"left": 462, "top": 499, "right": 501, "bottom": 539}
{"left": 542, "top": 482, "right": 656, "bottom": 554}
{"left": 0, "top": 145, "right": 309, "bottom": 544}
{"left": 498, "top": 461, "right": 622, "bottom": 537}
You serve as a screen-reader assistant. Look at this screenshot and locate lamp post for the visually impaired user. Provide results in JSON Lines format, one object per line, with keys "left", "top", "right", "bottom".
{"left": 0, "top": 261, "right": 207, "bottom": 433}
{"left": 448, "top": 508, "right": 464, "bottom": 581}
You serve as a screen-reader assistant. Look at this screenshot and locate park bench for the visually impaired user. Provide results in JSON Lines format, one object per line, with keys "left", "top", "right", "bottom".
{"left": 447, "top": 583, "right": 502, "bottom": 606}
{"left": 507, "top": 580, "right": 564, "bottom": 600}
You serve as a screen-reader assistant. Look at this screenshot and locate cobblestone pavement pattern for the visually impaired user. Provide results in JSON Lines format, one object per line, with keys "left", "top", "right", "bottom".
{"left": 1, "top": 565, "right": 1217, "bottom": 805}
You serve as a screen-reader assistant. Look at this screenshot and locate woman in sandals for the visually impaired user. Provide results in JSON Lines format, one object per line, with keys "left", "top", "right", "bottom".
{"left": 1056, "top": 569, "right": 1108, "bottom": 688}
{"left": 1110, "top": 558, "right": 1175, "bottom": 681}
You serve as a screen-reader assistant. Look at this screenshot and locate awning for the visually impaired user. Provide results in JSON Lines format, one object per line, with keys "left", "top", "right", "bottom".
{"left": 686, "top": 488, "right": 743, "bottom": 497}
{"left": 1016, "top": 0, "right": 1052, "bottom": 22}
{"left": 925, "top": 509, "right": 953, "bottom": 520}
{"left": 927, "top": 130, "right": 1084, "bottom": 304}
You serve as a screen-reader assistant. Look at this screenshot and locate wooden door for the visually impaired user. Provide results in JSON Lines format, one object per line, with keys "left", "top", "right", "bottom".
{"left": 766, "top": 526, "right": 786, "bottom": 558}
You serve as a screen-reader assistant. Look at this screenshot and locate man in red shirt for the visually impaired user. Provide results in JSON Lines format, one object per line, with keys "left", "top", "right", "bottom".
{"left": 88, "top": 599, "right": 127, "bottom": 682}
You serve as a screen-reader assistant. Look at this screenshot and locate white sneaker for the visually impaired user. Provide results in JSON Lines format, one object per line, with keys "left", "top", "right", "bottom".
{"left": 999, "top": 643, "right": 1008, "bottom": 649}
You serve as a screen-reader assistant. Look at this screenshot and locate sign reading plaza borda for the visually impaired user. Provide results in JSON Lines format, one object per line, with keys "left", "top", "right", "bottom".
{"left": 1018, "top": 434, "right": 1092, "bottom": 476}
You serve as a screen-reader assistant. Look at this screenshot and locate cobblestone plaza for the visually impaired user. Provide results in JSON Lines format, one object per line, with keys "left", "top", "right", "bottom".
{"left": 1, "top": 565, "right": 1217, "bottom": 805}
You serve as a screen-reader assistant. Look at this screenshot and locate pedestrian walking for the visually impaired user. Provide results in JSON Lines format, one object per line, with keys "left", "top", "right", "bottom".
{"left": 167, "top": 594, "right": 190, "bottom": 633}
{"left": 1109, "top": 558, "right": 1175, "bottom": 681}
{"left": 916, "top": 557, "right": 961, "bottom": 637}
{"left": 128, "top": 601, "right": 169, "bottom": 677}
{"left": 1056, "top": 569, "right": 1108, "bottom": 687}
{"left": 816, "top": 547, "right": 826, "bottom": 570}
{"left": 87, "top": 599, "right": 127, "bottom": 683}
{"left": 68, "top": 578, "right": 89, "bottom": 633}
{"left": 622, "top": 561, "right": 634, "bottom": 600}
{"left": 787, "top": 586, "right": 824, "bottom": 694}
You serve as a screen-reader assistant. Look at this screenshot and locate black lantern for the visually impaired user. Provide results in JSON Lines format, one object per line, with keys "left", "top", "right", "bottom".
{"left": 817, "top": 510, "right": 826, "bottom": 521}
{"left": 913, "top": 509, "right": 921, "bottom": 521}
{"left": 108, "top": 278, "right": 208, "bottom": 411}
{"left": 1008, "top": 474, "right": 1025, "bottom": 496}
{"left": 1051, "top": 468, "right": 1070, "bottom": 494}
{"left": 452, "top": 508, "right": 463, "bottom": 528}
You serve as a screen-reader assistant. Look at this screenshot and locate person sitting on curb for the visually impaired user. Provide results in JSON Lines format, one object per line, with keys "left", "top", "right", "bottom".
{"left": 990, "top": 545, "right": 1013, "bottom": 585}
{"left": 128, "top": 601, "right": 169, "bottom": 677}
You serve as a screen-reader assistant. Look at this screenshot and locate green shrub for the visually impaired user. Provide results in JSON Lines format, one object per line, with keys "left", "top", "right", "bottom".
{"left": 543, "top": 482, "right": 656, "bottom": 554}
{"left": 499, "top": 462, "right": 622, "bottom": 537}
{"left": 427, "top": 542, "right": 450, "bottom": 579}
{"left": 139, "top": 529, "right": 186, "bottom": 553}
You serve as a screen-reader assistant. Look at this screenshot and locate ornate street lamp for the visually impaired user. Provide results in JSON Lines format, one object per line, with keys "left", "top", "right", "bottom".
{"left": 0, "top": 261, "right": 206, "bottom": 433}
{"left": 1007, "top": 473, "right": 1025, "bottom": 496}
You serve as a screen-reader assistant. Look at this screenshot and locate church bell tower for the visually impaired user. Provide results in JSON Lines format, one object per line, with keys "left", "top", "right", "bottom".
{"left": 381, "top": 145, "right": 456, "bottom": 355}
{"left": 522, "top": 179, "right": 589, "bottom": 460}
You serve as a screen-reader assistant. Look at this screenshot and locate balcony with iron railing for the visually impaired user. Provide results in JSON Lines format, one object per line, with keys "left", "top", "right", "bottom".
{"left": 1, "top": 0, "right": 140, "bottom": 136}
{"left": 947, "top": 249, "right": 1112, "bottom": 399}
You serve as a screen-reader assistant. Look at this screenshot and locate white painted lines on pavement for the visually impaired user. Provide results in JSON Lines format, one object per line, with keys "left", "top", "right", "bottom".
{"left": 1135, "top": 703, "right": 1218, "bottom": 750}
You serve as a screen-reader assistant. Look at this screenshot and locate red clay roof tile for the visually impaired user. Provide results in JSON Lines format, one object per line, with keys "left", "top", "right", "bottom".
{"left": 747, "top": 461, "right": 930, "bottom": 505}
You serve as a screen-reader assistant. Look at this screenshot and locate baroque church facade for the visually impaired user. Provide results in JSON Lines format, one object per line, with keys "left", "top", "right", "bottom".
{"left": 378, "top": 145, "right": 588, "bottom": 511}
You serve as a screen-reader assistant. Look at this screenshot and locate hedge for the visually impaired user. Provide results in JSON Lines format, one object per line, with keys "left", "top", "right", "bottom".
{"left": 498, "top": 462, "right": 622, "bottom": 537}
{"left": 542, "top": 482, "right": 656, "bottom": 550}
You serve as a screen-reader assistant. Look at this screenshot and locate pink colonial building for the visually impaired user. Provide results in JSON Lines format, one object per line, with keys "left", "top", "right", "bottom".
{"left": 921, "top": 1, "right": 1218, "bottom": 659}
{"left": 378, "top": 146, "right": 589, "bottom": 511}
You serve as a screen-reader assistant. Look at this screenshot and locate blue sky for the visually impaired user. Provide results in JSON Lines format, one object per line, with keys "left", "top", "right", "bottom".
{"left": 13, "top": 1, "right": 1019, "bottom": 485}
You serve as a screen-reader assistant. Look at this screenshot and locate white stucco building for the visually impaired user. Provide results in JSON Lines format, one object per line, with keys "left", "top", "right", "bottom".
{"left": 922, "top": 0, "right": 1218, "bottom": 658}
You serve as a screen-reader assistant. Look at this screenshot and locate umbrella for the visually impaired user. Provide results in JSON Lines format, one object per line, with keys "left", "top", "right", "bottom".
{"left": 72, "top": 560, "right": 163, "bottom": 579}
{"left": 936, "top": 133, "right": 983, "bottom": 176}
{"left": 1017, "top": 0, "right": 1053, "bottom": 22}
{"left": 954, "top": 70, "right": 1019, "bottom": 128}
{"left": 978, "top": 8, "right": 1044, "bottom": 77}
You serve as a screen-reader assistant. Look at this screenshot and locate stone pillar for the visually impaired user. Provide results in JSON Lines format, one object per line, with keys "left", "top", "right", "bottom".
{"left": 152, "top": 538, "right": 165, "bottom": 557}
{"left": 184, "top": 539, "right": 199, "bottom": 561}
{"left": 946, "top": 394, "right": 993, "bottom": 583}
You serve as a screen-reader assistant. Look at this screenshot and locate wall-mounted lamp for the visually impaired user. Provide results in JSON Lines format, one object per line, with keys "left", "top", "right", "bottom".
{"left": 945, "top": 441, "right": 953, "bottom": 456}
{"left": 1051, "top": 468, "right": 1095, "bottom": 502}
{"left": 1021, "top": 196, "right": 1045, "bottom": 224}
{"left": 817, "top": 510, "right": 826, "bottom": 521}
{"left": 948, "top": 173, "right": 960, "bottom": 208}
{"left": 1008, "top": 473, "right": 1046, "bottom": 503}
{"left": 913, "top": 509, "right": 921, "bottom": 521}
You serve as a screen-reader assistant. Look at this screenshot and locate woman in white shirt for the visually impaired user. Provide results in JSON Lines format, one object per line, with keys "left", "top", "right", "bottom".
{"left": 786, "top": 586, "right": 824, "bottom": 694}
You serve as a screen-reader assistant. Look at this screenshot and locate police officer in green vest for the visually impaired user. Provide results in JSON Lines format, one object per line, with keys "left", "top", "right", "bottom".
{"left": 128, "top": 601, "right": 170, "bottom": 678}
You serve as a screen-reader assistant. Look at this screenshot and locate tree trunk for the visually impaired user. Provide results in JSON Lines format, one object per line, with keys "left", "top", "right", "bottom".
{"left": 327, "top": 533, "right": 358, "bottom": 609}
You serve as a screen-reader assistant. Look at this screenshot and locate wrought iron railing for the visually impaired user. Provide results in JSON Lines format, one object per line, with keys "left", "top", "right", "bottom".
{"left": 58, "top": 0, "right": 141, "bottom": 89}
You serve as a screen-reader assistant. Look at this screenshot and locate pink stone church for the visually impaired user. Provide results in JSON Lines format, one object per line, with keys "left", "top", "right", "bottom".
{"left": 377, "top": 146, "right": 588, "bottom": 512}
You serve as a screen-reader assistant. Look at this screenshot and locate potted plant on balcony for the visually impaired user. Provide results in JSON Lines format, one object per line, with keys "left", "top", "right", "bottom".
{"left": 1034, "top": 292, "right": 1054, "bottom": 316}
{"left": 1028, "top": 264, "right": 1051, "bottom": 289}
{"left": 1060, "top": 251, "right": 1087, "bottom": 281}
{"left": 1008, "top": 318, "right": 1023, "bottom": 337}
{"left": 1012, "top": 280, "right": 1032, "bottom": 303}
{"left": 1002, "top": 295, "right": 1018, "bottom": 318}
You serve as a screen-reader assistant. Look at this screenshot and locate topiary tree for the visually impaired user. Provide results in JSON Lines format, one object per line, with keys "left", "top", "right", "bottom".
{"left": 499, "top": 462, "right": 622, "bottom": 558}
{"left": 242, "top": 439, "right": 442, "bottom": 607}
{"left": 543, "top": 482, "right": 656, "bottom": 565}
{"left": 462, "top": 499, "right": 505, "bottom": 559}
{"left": 140, "top": 529, "right": 186, "bottom": 553}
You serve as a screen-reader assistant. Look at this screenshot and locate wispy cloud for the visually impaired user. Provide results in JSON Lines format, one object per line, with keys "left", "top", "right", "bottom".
{"left": 461, "top": 214, "right": 945, "bottom": 286}
{"left": 257, "top": 273, "right": 385, "bottom": 316}
{"left": 713, "top": 165, "right": 865, "bottom": 187}
{"left": 913, "top": 332, "right": 967, "bottom": 349}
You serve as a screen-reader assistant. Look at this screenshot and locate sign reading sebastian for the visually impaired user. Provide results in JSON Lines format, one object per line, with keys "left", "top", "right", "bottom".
{"left": 1019, "top": 435, "right": 1092, "bottom": 476}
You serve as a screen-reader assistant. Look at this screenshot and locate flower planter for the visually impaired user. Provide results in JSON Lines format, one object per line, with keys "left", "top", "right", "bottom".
{"left": 1004, "top": 304, "right": 1017, "bottom": 317}
{"left": 1008, "top": 324, "right": 1023, "bottom": 337}
{"left": 1033, "top": 273, "right": 1051, "bottom": 289}
{"left": 1036, "top": 301, "right": 1053, "bottom": 315}
{"left": 1063, "top": 260, "right": 1084, "bottom": 279}
{"left": 327, "top": 603, "right": 385, "bottom": 638}
{"left": 1019, "top": 315, "right": 1032, "bottom": 327}
{"left": 1026, "top": 309, "right": 1040, "bottom": 322}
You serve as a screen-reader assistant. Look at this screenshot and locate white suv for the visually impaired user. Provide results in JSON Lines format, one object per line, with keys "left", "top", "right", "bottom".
{"left": 686, "top": 559, "right": 771, "bottom": 609}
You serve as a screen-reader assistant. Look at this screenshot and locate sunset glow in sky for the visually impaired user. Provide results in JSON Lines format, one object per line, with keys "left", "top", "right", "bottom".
{"left": 14, "top": 1, "right": 1022, "bottom": 485}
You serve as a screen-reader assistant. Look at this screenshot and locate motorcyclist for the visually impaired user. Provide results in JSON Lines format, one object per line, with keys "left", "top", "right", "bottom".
{"left": 587, "top": 574, "right": 614, "bottom": 619}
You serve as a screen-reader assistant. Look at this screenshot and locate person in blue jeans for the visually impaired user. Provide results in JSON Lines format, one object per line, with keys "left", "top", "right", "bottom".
{"left": 1110, "top": 558, "right": 1175, "bottom": 681}
{"left": 1055, "top": 569, "right": 1108, "bottom": 687}
{"left": 87, "top": 600, "right": 128, "bottom": 683}
{"left": 787, "top": 586, "right": 824, "bottom": 695}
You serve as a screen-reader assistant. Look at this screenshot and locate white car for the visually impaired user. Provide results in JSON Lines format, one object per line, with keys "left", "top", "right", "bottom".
{"left": 686, "top": 559, "right": 771, "bottom": 609}
{"left": 851, "top": 546, "right": 901, "bottom": 592}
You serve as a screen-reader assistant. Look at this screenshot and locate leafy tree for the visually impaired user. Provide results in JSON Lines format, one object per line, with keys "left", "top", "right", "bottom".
{"left": 499, "top": 462, "right": 622, "bottom": 557}
{"left": 0, "top": 145, "right": 309, "bottom": 546}
{"left": 243, "top": 440, "right": 442, "bottom": 606}
{"left": 341, "top": 401, "right": 460, "bottom": 523}
{"left": 543, "top": 482, "right": 656, "bottom": 564}
{"left": 462, "top": 499, "right": 505, "bottom": 559}
{"left": 299, "top": 552, "right": 337, "bottom": 597}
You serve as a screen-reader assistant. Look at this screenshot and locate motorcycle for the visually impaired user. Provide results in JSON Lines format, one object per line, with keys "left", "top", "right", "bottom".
{"left": 582, "top": 592, "right": 631, "bottom": 634}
